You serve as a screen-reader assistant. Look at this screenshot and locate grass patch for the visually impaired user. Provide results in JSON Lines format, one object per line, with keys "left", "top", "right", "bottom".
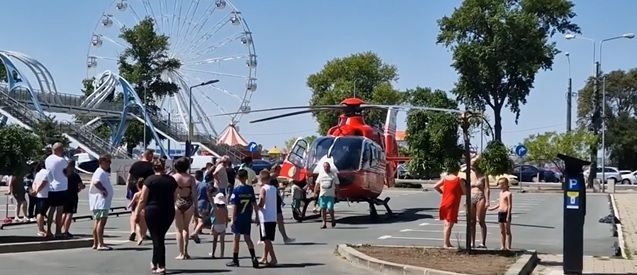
{"left": 354, "top": 245, "right": 520, "bottom": 275}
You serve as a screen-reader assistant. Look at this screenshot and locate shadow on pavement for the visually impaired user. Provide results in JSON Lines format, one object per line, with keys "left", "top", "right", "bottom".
{"left": 114, "top": 247, "right": 151, "bottom": 251}
{"left": 457, "top": 220, "right": 555, "bottom": 229}
{"left": 167, "top": 269, "right": 230, "bottom": 274}
{"left": 188, "top": 256, "right": 253, "bottom": 260}
{"left": 0, "top": 235, "right": 92, "bottom": 243}
{"left": 282, "top": 242, "right": 326, "bottom": 246}
{"left": 268, "top": 263, "right": 324, "bottom": 268}
{"left": 336, "top": 208, "right": 435, "bottom": 225}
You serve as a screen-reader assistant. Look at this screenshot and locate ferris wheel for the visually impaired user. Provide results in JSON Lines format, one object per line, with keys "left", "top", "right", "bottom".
{"left": 86, "top": 0, "right": 256, "bottom": 138}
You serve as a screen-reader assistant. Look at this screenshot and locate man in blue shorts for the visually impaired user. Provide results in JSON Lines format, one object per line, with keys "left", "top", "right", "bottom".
{"left": 226, "top": 169, "right": 259, "bottom": 268}
{"left": 315, "top": 162, "right": 340, "bottom": 229}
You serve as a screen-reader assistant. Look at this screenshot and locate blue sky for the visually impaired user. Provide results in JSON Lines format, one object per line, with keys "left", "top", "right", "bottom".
{"left": 1, "top": 0, "right": 636, "bottom": 152}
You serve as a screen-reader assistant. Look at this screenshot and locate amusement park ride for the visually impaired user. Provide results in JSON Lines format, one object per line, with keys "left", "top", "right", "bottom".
{"left": 220, "top": 97, "right": 477, "bottom": 221}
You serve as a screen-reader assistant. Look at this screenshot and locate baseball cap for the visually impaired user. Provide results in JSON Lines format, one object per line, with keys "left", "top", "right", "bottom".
{"left": 214, "top": 193, "right": 226, "bottom": 205}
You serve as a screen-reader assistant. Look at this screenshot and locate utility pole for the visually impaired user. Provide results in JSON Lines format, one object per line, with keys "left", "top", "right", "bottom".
{"left": 567, "top": 77, "right": 572, "bottom": 132}
{"left": 587, "top": 62, "right": 601, "bottom": 190}
{"left": 143, "top": 84, "right": 147, "bottom": 149}
{"left": 566, "top": 52, "right": 572, "bottom": 132}
{"left": 460, "top": 112, "right": 473, "bottom": 251}
{"left": 167, "top": 111, "right": 171, "bottom": 158}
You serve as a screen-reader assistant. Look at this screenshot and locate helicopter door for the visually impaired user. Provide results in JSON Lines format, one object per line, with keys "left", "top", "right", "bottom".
{"left": 280, "top": 138, "right": 308, "bottom": 184}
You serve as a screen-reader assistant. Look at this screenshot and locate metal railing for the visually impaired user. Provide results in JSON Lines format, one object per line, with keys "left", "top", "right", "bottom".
{"left": 2, "top": 84, "right": 244, "bottom": 161}
{"left": 0, "top": 86, "right": 128, "bottom": 159}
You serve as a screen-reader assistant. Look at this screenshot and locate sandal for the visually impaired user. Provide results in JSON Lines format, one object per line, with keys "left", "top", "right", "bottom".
{"left": 97, "top": 246, "right": 112, "bottom": 251}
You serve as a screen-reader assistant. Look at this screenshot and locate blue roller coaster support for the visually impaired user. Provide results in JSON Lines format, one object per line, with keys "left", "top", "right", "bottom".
{"left": 111, "top": 76, "right": 168, "bottom": 157}
{"left": 0, "top": 52, "right": 45, "bottom": 117}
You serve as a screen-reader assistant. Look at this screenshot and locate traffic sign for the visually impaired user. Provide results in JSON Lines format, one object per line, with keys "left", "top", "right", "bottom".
{"left": 247, "top": 142, "right": 258, "bottom": 153}
{"left": 515, "top": 144, "right": 528, "bottom": 157}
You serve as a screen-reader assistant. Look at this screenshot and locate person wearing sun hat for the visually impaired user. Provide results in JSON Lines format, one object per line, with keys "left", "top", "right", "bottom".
{"left": 210, "top": 192, "right": 228, "bottom": 259}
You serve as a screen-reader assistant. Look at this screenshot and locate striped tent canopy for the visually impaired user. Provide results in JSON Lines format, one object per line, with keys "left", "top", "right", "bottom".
{"left": 217, "top": 124, "right": 248, "bottom": 146}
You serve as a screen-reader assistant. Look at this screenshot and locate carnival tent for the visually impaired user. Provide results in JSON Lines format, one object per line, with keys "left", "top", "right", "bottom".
{"left": 217, "top": 124, "right": 248, "bottom": 146}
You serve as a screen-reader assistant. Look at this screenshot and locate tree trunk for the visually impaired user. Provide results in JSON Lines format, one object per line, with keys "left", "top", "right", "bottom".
{"left": 493, "top": 106, "right": 503, "bottom": 142}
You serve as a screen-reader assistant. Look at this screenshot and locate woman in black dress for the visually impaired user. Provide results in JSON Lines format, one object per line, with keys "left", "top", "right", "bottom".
{"left": 134, "top": 158, "right": 177, "bottom": 274}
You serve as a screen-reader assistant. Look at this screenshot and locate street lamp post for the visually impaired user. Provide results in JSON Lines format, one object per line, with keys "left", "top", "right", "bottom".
{"left": 186, "top": 79, "right": 219, "bottom": 158}
{"left": 564, "top": 32, "right": 634, "bottom": 192}
{"left": 565, "top": 52, "right": 572, "bottom": 132}
{"left": 143, "top": 83, "right": 147, "bottom": 149}
{"left": 162, "top": 108, "right": 171, "bottom": 158}
{"left": 599, "top": 33, "right": 635, "bottom": 193}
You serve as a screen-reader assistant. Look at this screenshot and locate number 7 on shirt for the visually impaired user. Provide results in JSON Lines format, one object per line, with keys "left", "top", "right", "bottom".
{"left": 240, "top": 199, "right": 250, "bottom": 213}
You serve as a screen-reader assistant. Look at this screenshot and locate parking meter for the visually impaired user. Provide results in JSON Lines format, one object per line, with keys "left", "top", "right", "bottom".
{"left": 558, "top": 154, "right": 589, "bottom": 274}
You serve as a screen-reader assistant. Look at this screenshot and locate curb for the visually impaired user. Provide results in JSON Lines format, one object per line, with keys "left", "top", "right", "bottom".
{"left": 335, "top": 244, "right": 537, "bottom": 275}
{"left": 610, "top": 194, "right": 628, "bottom": 259}
{"left": 0, "top": 238, "right": 93, "bottom": 254}
{"left": 505, "top": 250, "right": 538, "bottom": 275}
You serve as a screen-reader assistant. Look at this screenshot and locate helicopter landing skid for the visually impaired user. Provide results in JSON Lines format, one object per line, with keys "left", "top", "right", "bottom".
{"left": 367, "top": 197, "right": 393, "bottom": 220}
{"left": 292, "top": 197, "right": 318, "bottom": 223}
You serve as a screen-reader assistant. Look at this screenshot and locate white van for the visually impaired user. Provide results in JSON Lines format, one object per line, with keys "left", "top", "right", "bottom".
{"left": 190, "top": 155, "right": 217, "bottom": 171}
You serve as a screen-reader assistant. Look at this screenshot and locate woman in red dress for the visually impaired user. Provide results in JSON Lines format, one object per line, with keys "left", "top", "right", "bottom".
{"left": 434, "top": 165, "right": 465, "bottom": 248}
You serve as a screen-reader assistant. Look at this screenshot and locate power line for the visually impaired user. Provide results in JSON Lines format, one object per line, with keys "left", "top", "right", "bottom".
{"left": 501, "top": 123, "right": 567, "bottom": 133}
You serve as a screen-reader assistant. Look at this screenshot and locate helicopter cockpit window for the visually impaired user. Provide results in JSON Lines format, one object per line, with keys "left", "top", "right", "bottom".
{"left": 306, "top": 137, "right": 334, "bottom": 169}
{"left": 330, "top": 137, "right": 363, "bottom": 171}
{"left": 287, "top": 139, "right": 307, "bottom": 167}
{"left": 362, "top": 142, "right": 372, "bottom": 169}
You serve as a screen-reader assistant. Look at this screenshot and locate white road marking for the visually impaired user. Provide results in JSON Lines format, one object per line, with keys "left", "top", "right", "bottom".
{"left": 420, "top": 222, "right": 501, "bottom": 228}
{"left": 378, "top": 236, "right": 460, "bottom": 242}
{"left": 400, "top": 229, "right": 491, "bottom": 234}
{"left": 419, "top": 222, "right": 430, "bottom": 226}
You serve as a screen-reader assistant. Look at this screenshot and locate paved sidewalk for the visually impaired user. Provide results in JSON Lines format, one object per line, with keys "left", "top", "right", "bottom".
{"left": 616, "top": 193, "right": 637, "bottom": 257}
{"left": 533, "top": 254, "right": 637, "bottom": 274}
{"left": 533, "top": 193, "right": 637, "bottom": 274}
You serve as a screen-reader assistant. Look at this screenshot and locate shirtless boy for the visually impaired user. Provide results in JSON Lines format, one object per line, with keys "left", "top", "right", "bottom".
{"left": 488, "top": 178, "right": 512, "bottom": 250}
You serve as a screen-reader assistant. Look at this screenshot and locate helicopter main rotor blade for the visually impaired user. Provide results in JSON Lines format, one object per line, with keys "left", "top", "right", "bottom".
{"left": 216, "top": 105, "right": 345, "bottom": 116}
{"left": 360, "top": 104, "right": 464, "bottom": 114}
{"left": 249, "top": 109, "right": 333, "bottom": 123}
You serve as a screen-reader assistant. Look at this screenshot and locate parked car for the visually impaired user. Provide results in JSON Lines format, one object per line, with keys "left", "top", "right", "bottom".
{"left": 456, "top": 164, "right": 519, "bottom": 186}
{"left": 395, "top": 163, "right": 408, "bottom": 179}
{"left": 512, "top": 165, "right": 559, "bottom": 182}
{"left": 619, "top": 170, "right": 637, "bottom": 185}
{"left": 584, "top": 166, "right": 622, "bottom": 184}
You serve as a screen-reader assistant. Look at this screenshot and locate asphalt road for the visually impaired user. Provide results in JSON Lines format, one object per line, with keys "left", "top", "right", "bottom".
{"left": 0, "top": 186, "right": 617, "bottom": 274}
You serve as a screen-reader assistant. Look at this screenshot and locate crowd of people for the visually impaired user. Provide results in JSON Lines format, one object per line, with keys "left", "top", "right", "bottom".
{"left": 5, "top": 142, "right": 85, "bottom": 238}
{"left": 122, "top": 151, "right": 299, "bottom": 273}
{"left": 433, "top": 158, "right": 513, "bottom": 251}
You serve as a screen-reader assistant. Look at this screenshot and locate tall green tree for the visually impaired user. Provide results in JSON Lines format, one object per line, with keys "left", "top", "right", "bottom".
{"left": 577, "top": 69, "right": 637, "bottom": 124}
{"left": 606, "top": 115, "right": 637, "bottom": 169}
{"left": 437, "top": 0, "right": 579, "bottom": 141}
{"left": 122, "top": 121, "right": 153, "bottom": 156}
{"left": 523, "top": 130, "right": 597, "bottom": 170}
{"left": 32, "top": 116, "right": 70, "bottom": 149}
{"left": 475, "top": 140, "right": 513, "bottom": 176}
{"left": 119, "top": 17, "right": 181, "bottom": 104}
{"left": 405, "top": 87, "right": 462, "bottom": 178}
{"left": 308, "top": 52, "right": 405, "bottom": 134}
{"left": 0, "top": 125, "right": 41, "bottom": 176}
{"left": 577, "top": 68, "right": 637, "bottom": 169}
{"left": 118, "top": 17, "right": 180, "bottom": 151}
